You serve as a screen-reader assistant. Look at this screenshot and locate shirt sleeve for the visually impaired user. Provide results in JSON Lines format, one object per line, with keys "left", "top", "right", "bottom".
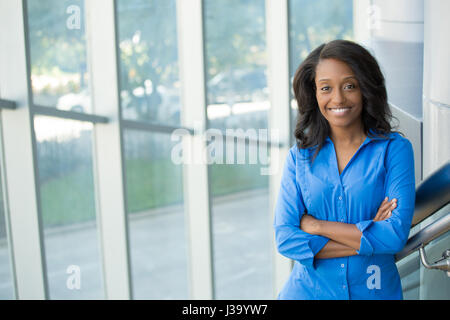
{"left": 273, "top": 147, "right": 330, "bottom": 268}
{"left": 356, "top": 137, "right": 416, "bottom": 256}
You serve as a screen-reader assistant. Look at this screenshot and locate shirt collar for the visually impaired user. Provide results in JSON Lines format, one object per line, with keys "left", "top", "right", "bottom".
{"left": 325, "top": 128, "right": 394, "bottom": 145}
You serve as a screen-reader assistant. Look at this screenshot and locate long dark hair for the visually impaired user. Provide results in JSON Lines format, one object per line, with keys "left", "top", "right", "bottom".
{"left": 293, "top": 39, "right": 401, "bottom": 162}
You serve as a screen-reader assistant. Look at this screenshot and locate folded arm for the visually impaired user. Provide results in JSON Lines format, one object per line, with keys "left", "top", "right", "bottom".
{"left": 274, "top": 149, "right": 330, "bottom": 268}
{"left": 301, "top": 217, "right": 362, "bottom": 251}
{"left": 356, "top": 139, "right": 415, "bottom": 255}
{"left": 274, "top": 148, "right": 369, "bottom": 265}
{"left": 315, "top": 240, "right": 357, "bottom": 259}
{"left": 300, "top": 138, "right": 416, "bottom": 256}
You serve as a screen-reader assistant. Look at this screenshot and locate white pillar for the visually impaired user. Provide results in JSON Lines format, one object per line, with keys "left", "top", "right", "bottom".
{"left": 0, "top": 0, "right": 46, "bottom": 299}
{"left": 353, "top": 0, "right": 424, "bottom": 185}
{"left": 422, "top": 0, "right": 450, "bottom": 178}
{"left": 266, "top": 0, "right": 292, "bottom": 298}
{"left": 420, "top": 2, "right": 450, "bottom": 300}
{"left": 352, "top": 0, "right": 372, "bottom": 45}
{"left": 176, "top": 0, "right": 214, "bottom": 299}
{"left": 85, "top": 0, "right": 131, "bottom": 299}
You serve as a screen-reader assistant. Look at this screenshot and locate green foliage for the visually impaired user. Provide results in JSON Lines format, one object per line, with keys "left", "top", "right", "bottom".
{"left": 27, "top": 0, "right": 87, "bottom": 75}
{"left": 116, "top": 0, "right": 179, "bottom": 121}
{"left": 289, "top": 0, "right": 354, "bottom": 75}
{"left": 117, "top": 0, "right": 179, "bottom": 92}
{"left": 125, "top": 158, "right": 184, "bottom": 213}
{"left": 204, "top": 0, "right": 266, "bottom": 80}
{"left": 38, "top": 158, "right": 268, "bottom": 227}
{"left": 209, "top": 163, "right": 268, "bottom": 196}
{"left": 40, "top": 164, "right": 96, "bottom": 227}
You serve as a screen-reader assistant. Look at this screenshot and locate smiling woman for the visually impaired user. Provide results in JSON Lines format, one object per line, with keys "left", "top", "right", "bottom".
{"left": 274, "top": 40, "right": 416, "bottom": 300}
{"left": 293, "top": 40, "right": 395, "bottom": 163}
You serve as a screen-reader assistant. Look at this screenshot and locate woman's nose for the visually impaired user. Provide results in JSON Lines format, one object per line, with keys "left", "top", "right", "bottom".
{"left": 332, "top": 89, "right": 345, "bottom": 105}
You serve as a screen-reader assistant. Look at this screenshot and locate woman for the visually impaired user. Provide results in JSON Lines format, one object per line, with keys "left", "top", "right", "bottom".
{"left": 274, "top": 40, "right": 415, "bottom": 300}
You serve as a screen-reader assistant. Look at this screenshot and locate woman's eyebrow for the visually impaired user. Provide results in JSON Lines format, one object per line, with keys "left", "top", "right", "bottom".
{"left": 317, "top": 76, "right": 357, "bottom": 82}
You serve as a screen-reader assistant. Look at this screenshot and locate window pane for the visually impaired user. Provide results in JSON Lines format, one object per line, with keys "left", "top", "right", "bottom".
{"left": 26, "top": 0, "right": 91, "bottom": 113}
{"left": 288, "top": 0, "right": 354, "bottom": 141}
{"left": 123, "top": 130, "right": 188, "bottom": 299}
{"left": 204, "top": 0, "right": 273, "bottom": 299}
{"left": 204, "top": 0, "right": 269, "bottom": 132}
{"left": 34, "top": 116, "right": 103, "bottom": 299}
{"left": 210, "top": 139, "right": 272, "bottom": 299}
{"left": 117, "top": 0, "right": 181, "bottom": 126}
{"left": 0, "top": 120, "right": 14, "bottom": 299}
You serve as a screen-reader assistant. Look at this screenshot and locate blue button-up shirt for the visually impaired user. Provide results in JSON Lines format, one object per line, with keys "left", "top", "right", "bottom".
{"left": 274, "top": 129, "right": 415, "bottom": 300}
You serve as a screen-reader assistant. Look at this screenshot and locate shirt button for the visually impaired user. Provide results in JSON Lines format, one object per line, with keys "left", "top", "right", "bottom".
{"left": 342, "top": 285, "right": 346, "bottom": 289}
{"left": 341, "top": 264, "right": 345, "bottom": 268}
{"left": 338, "top": 196, "right": 342, "bottom": 200}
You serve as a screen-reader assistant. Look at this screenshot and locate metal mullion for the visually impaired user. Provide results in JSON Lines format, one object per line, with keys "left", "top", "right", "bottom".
{"left": 219, "top": 132, "right": 285, "bottom": 149}
{"left": 32, "top": 104, "right": 109, "bottom": 124}
{"left": 22, "top": 0, "right": 50, "bottom": 300}
{"left": 121, "top": 118, "right": 194, "bottom": 135}
{"left": 0, "top": 99, "right": 18, "bottom": 110}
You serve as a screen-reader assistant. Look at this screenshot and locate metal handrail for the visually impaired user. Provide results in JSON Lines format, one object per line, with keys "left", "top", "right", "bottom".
{"left": 411, "top": 162, "right": 450, "bottom": 227}
{"left": 395, "top": 161, "right": 450, "bottom": 265}
{"left": 396, "top": 212, "right": 450, "bottom": 261}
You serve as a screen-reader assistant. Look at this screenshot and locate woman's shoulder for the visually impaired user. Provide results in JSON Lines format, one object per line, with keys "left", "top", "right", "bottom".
{"left": 377, "top": 131, "right": 414, "bottom": 164}
{"left": 288, "top": 143, "right": 311, "bottom": 161}
{"left": 385, "top": 131, "right": 413, "bottom": 149}
{"left": 369, "top": 129, "right": 412, "bottom": 147}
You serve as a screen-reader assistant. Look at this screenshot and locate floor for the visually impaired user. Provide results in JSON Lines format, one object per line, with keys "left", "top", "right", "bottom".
{"left": 0, "top": 189, "right": 274, "bottom": 299}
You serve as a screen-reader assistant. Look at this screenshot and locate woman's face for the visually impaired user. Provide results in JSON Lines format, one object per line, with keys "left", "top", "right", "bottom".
{"left": 314, "top": 58, "right": 363, "bottom": 132}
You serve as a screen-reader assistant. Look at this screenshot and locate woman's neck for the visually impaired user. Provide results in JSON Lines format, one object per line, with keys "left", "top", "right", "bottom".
{"left": 329, "top": 123, "right": 366, "bottom": 146}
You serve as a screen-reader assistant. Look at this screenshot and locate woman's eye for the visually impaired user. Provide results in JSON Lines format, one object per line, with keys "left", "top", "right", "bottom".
{"left": 320, "top": 86, "right": 330, "bottom": 91}
{"left": 345, "top": 84, "right": 356, "bottom": 89}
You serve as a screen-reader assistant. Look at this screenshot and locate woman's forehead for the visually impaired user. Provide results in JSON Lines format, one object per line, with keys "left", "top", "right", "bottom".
{"left": 315, "top": 58, "right": 356, "bottom": 81}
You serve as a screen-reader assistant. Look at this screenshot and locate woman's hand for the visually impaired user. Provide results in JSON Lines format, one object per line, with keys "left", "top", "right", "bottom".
{"left": 373, "top": 197, "right": 397, "bottom": 221}
{"left": 300, "top": 214, "right": 321, "bottom": 235}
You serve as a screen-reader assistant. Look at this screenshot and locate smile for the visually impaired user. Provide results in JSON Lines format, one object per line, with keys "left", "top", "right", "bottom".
{"left": 328, "top": 107, "right": 351, "bottom": 115}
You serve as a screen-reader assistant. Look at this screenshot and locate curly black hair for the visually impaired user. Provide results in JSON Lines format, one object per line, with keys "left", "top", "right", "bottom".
{"left": 292, "top": 39, "right": 401, "bottom": 162}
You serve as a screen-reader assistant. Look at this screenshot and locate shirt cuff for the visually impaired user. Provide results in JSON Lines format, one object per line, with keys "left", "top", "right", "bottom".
{"left": 305, "top": 236, "right": 330, "bottom": 269}
{"left": 355, "top": 220, "right": 374, "bottom": 256}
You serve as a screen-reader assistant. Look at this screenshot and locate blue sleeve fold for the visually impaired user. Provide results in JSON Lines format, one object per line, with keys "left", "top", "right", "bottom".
{"left": 273, "top": 148, "right": 329, "bottom": 268}
{"left": 356, "top": 138, "right": 416, "bottom": 256}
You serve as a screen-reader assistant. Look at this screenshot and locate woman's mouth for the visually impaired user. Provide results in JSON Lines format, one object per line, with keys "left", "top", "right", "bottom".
{"left": 328, "top": 107, "right": 352, "bottom": 115}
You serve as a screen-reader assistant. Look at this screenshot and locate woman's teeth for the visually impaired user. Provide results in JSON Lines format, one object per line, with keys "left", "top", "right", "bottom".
{"left": 329, "top": 107, "right": 351, "bottom": 113}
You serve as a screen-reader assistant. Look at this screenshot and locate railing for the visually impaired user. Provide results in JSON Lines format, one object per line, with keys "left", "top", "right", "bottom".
{"left": 0, "top": 98, "right": 17, "bottom": 110}
{"left": 395, "top": 161, "right": 450, "bottom": 276}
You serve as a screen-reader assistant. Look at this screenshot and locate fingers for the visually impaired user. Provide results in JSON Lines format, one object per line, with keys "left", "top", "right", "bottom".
{"left": 379, "top": 197, "right": 389, "bottom": 212}
{"left": 382, "top": 201, "right": 396, "bottom": 220}
{"left": 373, "top": 197, "right": 389, "bottom": 221}
{"left": 382, "top": 198, "right": 397, "bottom": 220}
{"left": 373, "top": 197, "right": 397, "bottom": 221}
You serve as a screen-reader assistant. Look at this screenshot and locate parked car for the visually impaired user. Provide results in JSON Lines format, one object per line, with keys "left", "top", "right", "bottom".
{"left": 56, "top": 89, "right": 90, "bottom": 113}
{"left": 207, "top": 68, "right": 268, "bottom": 105}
